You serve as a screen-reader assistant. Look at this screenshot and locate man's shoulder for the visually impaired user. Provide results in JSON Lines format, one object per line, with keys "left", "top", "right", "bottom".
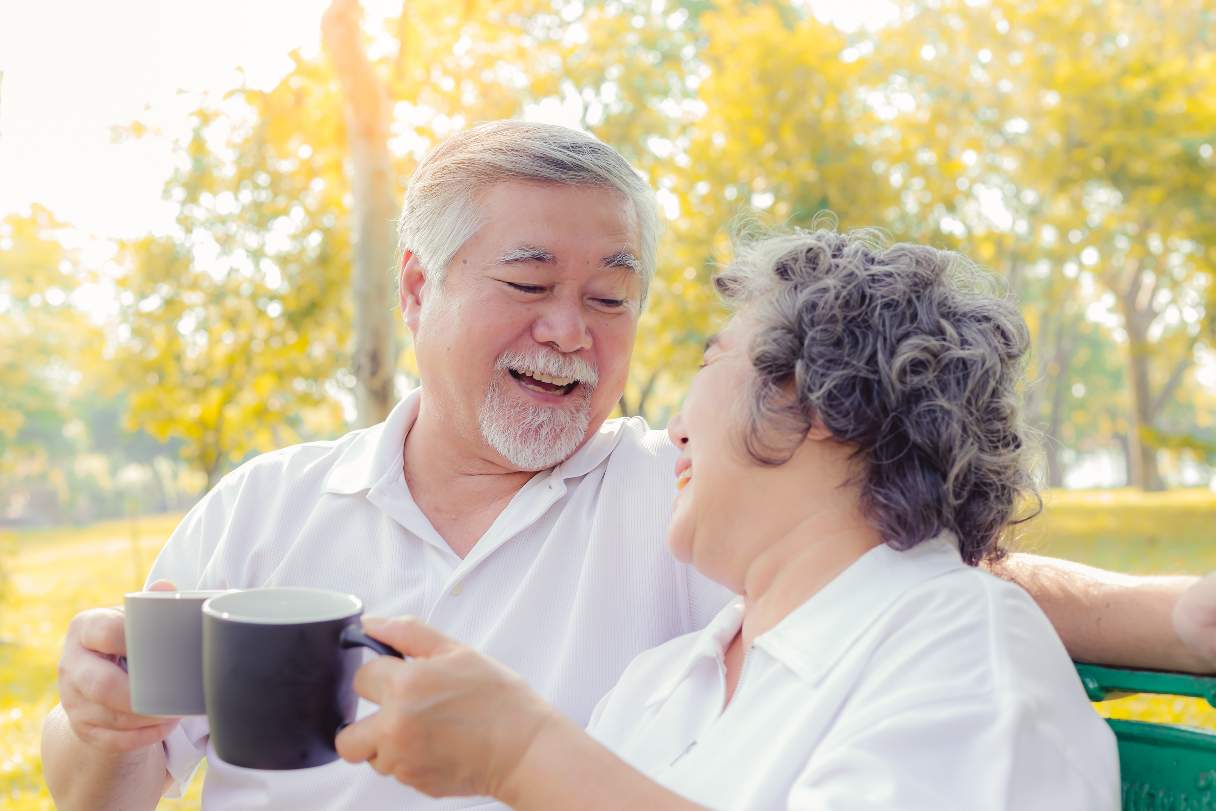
{"left": 212, "top": 424, "right": 376, "bottom": 498}
{"left": 599, "top": 415, "right": 678, "bottom": 470}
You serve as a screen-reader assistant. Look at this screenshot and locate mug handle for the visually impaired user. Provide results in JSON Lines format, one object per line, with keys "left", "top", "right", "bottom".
{"left": 339, "top": 625, "right": 405, "bottom": 659}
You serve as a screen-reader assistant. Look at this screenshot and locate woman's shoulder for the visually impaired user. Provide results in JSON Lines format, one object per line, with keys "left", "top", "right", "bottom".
{"left": 848, "top": 558, "right": 1094, "bottom": 712}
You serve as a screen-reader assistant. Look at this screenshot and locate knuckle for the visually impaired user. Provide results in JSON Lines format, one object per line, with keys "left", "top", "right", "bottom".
{"left": 388, "top": 666, "right": 419, "bottom": 697}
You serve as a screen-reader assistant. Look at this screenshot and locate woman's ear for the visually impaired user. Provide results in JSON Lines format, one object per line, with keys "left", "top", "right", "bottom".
{"left": 806, "top": 417, "right": 834, "bottom": 443}
{"left": 399, "top": 250, "right": 428, "bottom": 334}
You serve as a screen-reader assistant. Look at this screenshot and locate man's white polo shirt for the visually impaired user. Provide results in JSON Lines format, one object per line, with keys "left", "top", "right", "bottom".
{"left": 587, "top": 537, "right": 1120, "bottom": 810}
{"left": 146, "top": 389, "right": 730, "bottom": 810}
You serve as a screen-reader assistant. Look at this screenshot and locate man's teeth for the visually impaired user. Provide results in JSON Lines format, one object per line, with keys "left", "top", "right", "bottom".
{"left": 520, "top": 370, "right": 575, "bottom": 386}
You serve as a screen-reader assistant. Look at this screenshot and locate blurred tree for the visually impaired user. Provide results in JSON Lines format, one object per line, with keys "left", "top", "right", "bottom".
{"left": 880, "top": 0, "right": 1216, "bottom": 490}
{"left": 112, "top": 223, "right": 345, "bottom": 491}
{"left": 323, "top": 0, "right": 399, "bottom": 426}
{"left": 0, "top": 206, "right": 99, "bottom": 502}
{"left": 0, "top": 206, "right": 78, "bottom": 463}
{"left": 1010, "top": 0, "right": 1216, "bottom": 490}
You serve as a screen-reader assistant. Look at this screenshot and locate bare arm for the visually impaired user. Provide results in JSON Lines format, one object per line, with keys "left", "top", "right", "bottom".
{"left": 42, "top": 704, "right": 170, "bottom": 811}
{"left": 501, "top": 712, "right": 704, "bottom": 811}
{"left": 41, "top": 605, "right": 176, "bottom": 811}
{"left": 993, "top": 553, "right": 1211, "bottom": 673}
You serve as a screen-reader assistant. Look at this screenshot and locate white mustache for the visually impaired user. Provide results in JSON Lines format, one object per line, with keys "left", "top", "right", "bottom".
{"left": 496, "top": 348, "right": 599, "bottom": 389}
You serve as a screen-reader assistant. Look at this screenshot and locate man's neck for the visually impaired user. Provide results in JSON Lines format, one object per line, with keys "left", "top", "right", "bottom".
{"left": 403, "top": 401, "right": 541, "bottom": 559}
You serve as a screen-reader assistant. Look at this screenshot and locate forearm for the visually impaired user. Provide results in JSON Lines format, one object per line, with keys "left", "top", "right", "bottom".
{"left": 42, "top": 704, "right": 170, "bottom": 811}
{"left": 500, "top": 715, "right": 705, "bottom": 811}
{"left": 994, "top": 553, "right": 1207, "bottom": 672}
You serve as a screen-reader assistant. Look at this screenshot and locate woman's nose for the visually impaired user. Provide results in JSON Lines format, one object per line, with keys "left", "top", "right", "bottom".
{"left": 667, "top": 409, "right": 689, "bottom": 447}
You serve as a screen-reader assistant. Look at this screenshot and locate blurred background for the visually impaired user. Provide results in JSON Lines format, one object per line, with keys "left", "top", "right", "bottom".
{"left": 2, "top": 0, "right": 1215, "bottom": 807}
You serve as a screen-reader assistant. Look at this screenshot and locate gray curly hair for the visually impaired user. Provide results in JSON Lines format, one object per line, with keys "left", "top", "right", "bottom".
{"left": 714, "top": 226, "right": 1038, "bottom": 565}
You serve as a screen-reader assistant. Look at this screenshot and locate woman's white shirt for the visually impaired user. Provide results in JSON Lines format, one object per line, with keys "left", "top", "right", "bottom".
{"left": 587, "top": 537, "right": 1120, "bottom": 810}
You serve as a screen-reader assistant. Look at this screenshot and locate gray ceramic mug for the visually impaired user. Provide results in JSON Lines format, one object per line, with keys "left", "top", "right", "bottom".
{"left": 124, "top": 590, "right": 230, "bottom": 716}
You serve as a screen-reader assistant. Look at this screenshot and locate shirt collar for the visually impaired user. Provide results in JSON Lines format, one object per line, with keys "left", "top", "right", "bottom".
{"left": 646, "top": 599, "right": 745, "bottom": 708}
{"left": 547, "top": 415, "right": 629, "bottom": 483}
{"left": 322, "top": 389, "right": 421, "bottom": 495}
{"left": 322, "top": 387, "right": 632, "bottom": 495}
{"left": 644, "top": 535, "right": 966, "bottom": 708}
{"left": 755, "top": 534, "right": 965, "bottom": 686}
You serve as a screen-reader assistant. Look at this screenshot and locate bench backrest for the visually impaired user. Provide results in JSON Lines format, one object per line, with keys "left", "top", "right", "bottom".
{"left": 1076, "top": 663, "right": 1216, "bottom": 809}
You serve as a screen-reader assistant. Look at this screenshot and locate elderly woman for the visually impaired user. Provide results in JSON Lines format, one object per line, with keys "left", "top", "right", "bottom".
{"left": 336, "top": 228, "right": 1120, "bottom": 809}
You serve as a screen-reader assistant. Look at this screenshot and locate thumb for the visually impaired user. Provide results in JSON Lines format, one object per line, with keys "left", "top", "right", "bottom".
{"left": 362, "top": 616, "right": 458, "bottom": 659}
{"left": 148, "top": 580, "right": 177, "bottom": 592}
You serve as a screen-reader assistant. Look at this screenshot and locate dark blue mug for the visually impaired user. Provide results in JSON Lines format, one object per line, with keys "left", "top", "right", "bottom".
{"left": 201, "top": 587, "right": 402, "bottom": 770}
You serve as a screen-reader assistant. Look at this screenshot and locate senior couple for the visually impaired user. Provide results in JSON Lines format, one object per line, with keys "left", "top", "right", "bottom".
{"left": 45, "top": 121, "right": 1216, "bottom": 810}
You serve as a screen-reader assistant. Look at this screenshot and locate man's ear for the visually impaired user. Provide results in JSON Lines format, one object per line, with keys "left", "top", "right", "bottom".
{"left": 399, "top": 250, "right": 428, "bottom": 334}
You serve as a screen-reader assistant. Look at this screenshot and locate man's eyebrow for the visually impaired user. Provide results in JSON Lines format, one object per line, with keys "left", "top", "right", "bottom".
{"left": 496, "top": 245, "right": 555, "bottom": 265}
{"left": 601, "top": 250, "right": 641, "bottom": 274}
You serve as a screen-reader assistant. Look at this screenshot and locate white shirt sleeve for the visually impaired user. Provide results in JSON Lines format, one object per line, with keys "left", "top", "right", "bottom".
{"left": 787, "top": 693, "right": 1118, "bottom": 811}
{"left": 143, "top": 469, "right": 243, "bottom": 590}
{"left": 161, "top": 716, "right": 210, "bottom": 798}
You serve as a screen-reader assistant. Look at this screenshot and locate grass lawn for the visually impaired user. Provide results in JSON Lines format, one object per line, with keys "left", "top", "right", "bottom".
{"left": 0, "top": 514, "right": 205, "bottom": 810}
{"left": 3, "top": 490, "right": 1215, "bottom": 809}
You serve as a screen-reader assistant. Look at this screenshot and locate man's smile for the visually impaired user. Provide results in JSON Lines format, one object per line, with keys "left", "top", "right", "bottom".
{"left": 508, "top": 368, "right": 579, "bottom": 395}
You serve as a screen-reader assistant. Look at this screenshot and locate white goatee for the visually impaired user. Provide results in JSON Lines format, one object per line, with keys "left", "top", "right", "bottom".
{"left": 478, "top": 348, "right": 599, "bottom": 471}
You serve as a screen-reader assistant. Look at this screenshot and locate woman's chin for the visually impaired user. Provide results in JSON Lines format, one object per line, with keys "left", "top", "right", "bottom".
{"left": 664, "top": 526, "right": 693, "bottom": 564}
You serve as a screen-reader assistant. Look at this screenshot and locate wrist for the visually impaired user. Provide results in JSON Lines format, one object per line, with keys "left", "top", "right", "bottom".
{"left": 493, "top": 705, "right": 575, "bottom": 807}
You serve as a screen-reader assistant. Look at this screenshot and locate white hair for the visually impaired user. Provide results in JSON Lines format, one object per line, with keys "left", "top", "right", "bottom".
{"left": 479, "top": 347, "right": 599, "bottom": 471}
{"left": 397, "top": 120, "right": 659, "bottom": 299}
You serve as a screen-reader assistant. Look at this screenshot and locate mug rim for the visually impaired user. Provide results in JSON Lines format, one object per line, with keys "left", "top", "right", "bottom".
{"left": 124, "top": 589, "right": 233, "bottom": 601}
{"left": 202, "top": 587, "right": 363, "bottom": 625}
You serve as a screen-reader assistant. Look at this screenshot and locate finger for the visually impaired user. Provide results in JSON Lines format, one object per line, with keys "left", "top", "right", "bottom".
{"left": 148, "top": 580, "right": 177, "bottom": 592}
{"left": 71, "top": 657, "right": 138, "bottom": 716}
{"left": 78, "top": 718, "right": 179, "bottom": 752}
{"left": 76, "top": 611, "right": 127, "bottom": 657}
{"left": 335, "top": 713, "right": 383, "bottom": 765}
{"left": 77, "top": 700, "right": 178, "bottom": 733}
{"left": 362, "top": 616, "right": 458, "bottom": 659}
{"left": 351, "top": 655, "right": 410, "bottom": 704}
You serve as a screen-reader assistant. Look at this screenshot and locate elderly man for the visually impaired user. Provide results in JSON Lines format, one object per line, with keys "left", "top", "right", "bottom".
{"left": 42, "top": 121, "right": 1216, "bottom": 810}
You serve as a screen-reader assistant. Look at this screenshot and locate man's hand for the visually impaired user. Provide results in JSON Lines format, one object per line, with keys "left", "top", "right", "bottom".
{"left": 56, "top": 581, "right": 180, "bottom": 752}
{"left": 1173, "top": 572, "right": 1216, "bottom": 671}
{"left": 335, "top": 617, "right": 559, "bottom": 800}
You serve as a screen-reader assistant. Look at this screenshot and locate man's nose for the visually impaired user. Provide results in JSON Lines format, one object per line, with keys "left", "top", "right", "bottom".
{"left": 532, "top": 298, "right": 592, "bottom": 353}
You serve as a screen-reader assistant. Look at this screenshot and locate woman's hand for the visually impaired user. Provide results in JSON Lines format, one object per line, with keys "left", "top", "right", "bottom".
{"left": 1173, "top": 572, "right": 1216, "bottom": 672}
{"left": 334, "top": 617, "right": 560, "bottom": 799}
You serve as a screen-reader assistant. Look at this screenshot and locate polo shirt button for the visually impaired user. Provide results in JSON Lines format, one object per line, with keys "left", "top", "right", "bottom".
{"left": 451, "top": 581, "right": 464, "bottom": 596}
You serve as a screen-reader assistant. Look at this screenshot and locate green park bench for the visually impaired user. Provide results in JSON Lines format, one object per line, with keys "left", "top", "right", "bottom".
{"left": 1076, "top": 663, "right": 1216, "bottom": 809}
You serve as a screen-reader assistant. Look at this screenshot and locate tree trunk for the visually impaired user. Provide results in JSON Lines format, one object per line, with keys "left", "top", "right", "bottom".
{"left": 1114, "top": 432, "right": 1133, "bottom": 487}
{"left": 1045, "top": 325, "right": 1076, "bottom": 488}
{"left": 323, "top": 0, "right": 399, "bottom": 426}
{"left": 1119, "top": 277, "right": 1164, "bottom": 491}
